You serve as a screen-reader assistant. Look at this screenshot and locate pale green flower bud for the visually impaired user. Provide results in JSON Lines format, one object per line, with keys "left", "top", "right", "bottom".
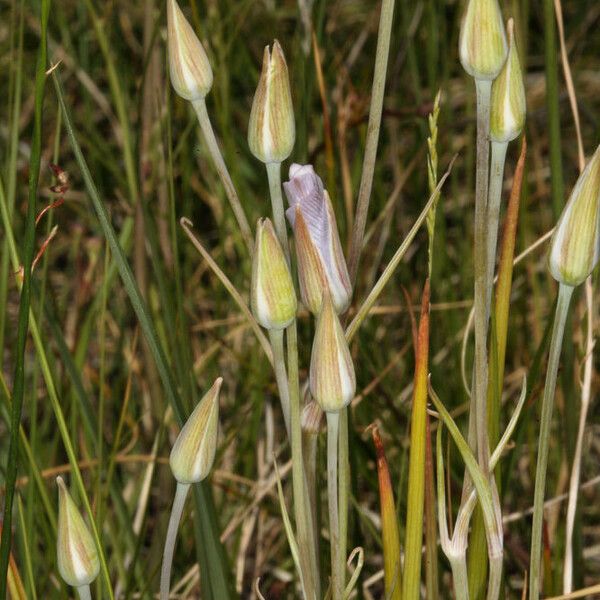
{"left": 251, "top": 218, "right": 297, "bottom": 330}
{"left": 248, "top": 41, "right": 295, "bottom": 164}
{"left": 490, "top": 19, "right": 526, "bottom": 143}
{"left": 309, "top": 293, "right": 356, "bottom": 413}
{"left": 459, "top": 0, "right": 508, "bottom": 80}
{"left": 167, "top": 0, "right": 213, "bottom": 101}
{"left": 549, "top": 145, "right": 600, "bottom": 287}
{"left": 170, "top": 378, "right": 221, "bottom": 483}
{"left": 56, "top": 477, "right": 99, "bottom": 588}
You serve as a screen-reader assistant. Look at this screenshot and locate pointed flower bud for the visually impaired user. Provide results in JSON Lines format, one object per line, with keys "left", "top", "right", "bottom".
{"left": 309, "top": 293, "right": 356, "bottom": 413}
{"left": 490, "top": 19, "right": 526, "bottom": 143}
{"left": 56, "top": 477, "right": 99, "bottom": 588}
{"left": 170, "top": 378, "right": 221, "bottom": 483}
{"left": 301, "top": 399, "right": 324, "bottom": 435}
{"left": 167, "top": 0, "right": 213, "bottom": 101}
{"left": 248, "top": 41, "right": 295, "bottom": 164}
{"left": 284, "top": 164, "right": 352, "bottom": 314}
{"left": 459, "top": 0, "right": 508, "bottom": 80}
{"left": 548, "top": 145, "right": 600, "bottom": 287}
{"left": 251, "top": 218, "right": 297, "bottom": 329}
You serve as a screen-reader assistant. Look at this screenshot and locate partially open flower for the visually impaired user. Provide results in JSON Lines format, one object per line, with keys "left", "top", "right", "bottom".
{"left": 284, "top": 164, "right": 352, "bottom": 314}
{"left": 309, "top": 293, "right": 356, "bottom": 413}
{"left": 548, "top": 145, "right": 600, "bottom": 287}
{"left": 251, "top": 218, "right": 297, "bottom": 330}
{"left": 167, "top": 0, "right": 213, "bottom": 101}
{"left": 459, "top": 0, "right": 507, "bottom": 80}
{"left": 170, "top": 378, "right": 221, "bottom": 483}
{"left": 56, "top": 477, "right": 100, "bottom": 588}
{"left": 248, "top": 41, "right": 295, "bottom": 164}
{"left": 490, "top": 19, "right": 526, "bottom": 143}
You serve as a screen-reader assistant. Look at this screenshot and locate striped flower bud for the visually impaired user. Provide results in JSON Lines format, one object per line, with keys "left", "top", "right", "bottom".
{"left": 459, "top": 0, "right": 508, "bottom": 80}
{"left": 248, "top": 41, "right": 295, "bottom": 164}
{"left": 167, "top": 0, "right": 213, "bottom": 101}
{"left": 56, "top": 477, "right": 99, "bottom": 588}
{"left": 251, "top": 218, "right": 297, "bottom": 330}
{"left": 490, "top": 19, "right": 526, "bottom": 143}
{"left": 309, "top": 293, "right": 356, "bottom": 413}
{"left": 284, "top": 164, "right": 352, "bottom": 314}
{"left": 170, "top": 378, "right": 221, "bottom": 483}
{"left": 548, "top": 145, "right": 600, "bottom": 287}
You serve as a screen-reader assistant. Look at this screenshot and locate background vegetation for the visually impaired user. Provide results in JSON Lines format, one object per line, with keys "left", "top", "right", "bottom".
{"left": 0, "top": 0, "right": 599, "bottom": 597}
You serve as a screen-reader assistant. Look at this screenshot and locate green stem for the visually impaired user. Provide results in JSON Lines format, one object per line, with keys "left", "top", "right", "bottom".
{"left": 77, "top": 585, "right": 92, "bottom": 600}
{"left": 160, "top": 482, "right": 191, "bottom": 600}
{"left": 449, "top": 556, "right": 470, "bottom": 600}
{"left": 473, "top": 78, "right": 492, "bottom": 473}
{"left": 287, "top": 323, "right": 320, "bottom": 600}
{"left": 269, "top": 329, "right": 291, "bottom": 438}
{"left": 529, "top": 283, "right": 573, "bottom": 599}
{"left": 192, "top": 99, "right": 253, "bottom": 254}
{"left": 327, "top": 411, "right": 342, "bottom": 600}
{"left": 485, "top": 140, "right": 509, "bottom": 319}
{"left": 347, "top": 0, "right": 396, "bottom": 282}
{"left": 266, "top": 162, "right": 289, "bottom": 254}
{"left": 338, "top": 408, "right": 349, "bottom": 594}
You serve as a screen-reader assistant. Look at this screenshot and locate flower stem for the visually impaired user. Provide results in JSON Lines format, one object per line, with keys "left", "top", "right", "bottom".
{"left": 269, "top": 329, "right": 291, "bottom": 438}
{"left": 485, "top": 140, "right": 509, "bottom": 320}
{"left": 77, "top": 585, "right": 92, "bottom": 600}
{"left": 449, "top": 555, "right": 470, "bottom": 600}
{"left": 160, "top": 482, "right": 191, "bottom": 600}
{"left": 338, "top": 408, "right": 349, "bottom": 592}
{"left": 529, "top": 283, "right": 573, "bottom": 599}
{"left": 473, "top": 77, "right": 492, "bottom": 473}
{"left": 266, "top": 162, "right": 289, "bottom": 255}
{"left": 191, "top": 99, "right": 253, "bottom": 255}
{"left": 327, "top": 411, "right": 342, "bottom": 600}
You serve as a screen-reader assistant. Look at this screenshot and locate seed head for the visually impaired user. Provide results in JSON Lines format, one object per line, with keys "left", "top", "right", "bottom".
{"left": 548, "top": 145, "right": 600, "bottom": 287}
{"left": 251, "top": 218, "right": 297, "bottom": 330}
{"left": 309, "top": 293, "right": 356, "bottom": 413}
{"left": 490, "top": 19, "right": 526, "bottom": 143}
{"left": 167, "top": 0, "right": 213, "bottom": 101}
{"left": 459, "top": 0, "right": 508, "bottom": 80}
{"left": 170, "top": 378, "right": 221, "bottom": 483}
{"left": 56, "top": 477, "right": 100, "bottom": 588}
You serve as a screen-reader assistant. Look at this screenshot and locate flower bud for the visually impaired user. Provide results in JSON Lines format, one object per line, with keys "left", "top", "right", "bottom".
{"left": 490, "top": 19, "right": 526, "bottom": 143}
{"left": 167, "top": 0, "right": 213, "bottom": 101}
{"left": 284, "top": 164, "right": 352, "bottom": 314}
{"left": 301, "top": 399, "right": 324, "bottom": 435}
{"left": 459, "top": 0, "right": 508, "bottom": 80}
{"left": 248, "top": 41, "right": 295, "bottom": 164}
{"left": 170, "top": 378, "right": 221, "bottom": 483}
{"left": 309, "top": 293, "right": 356, "bottom": 413}
{"left": 548, "top": 145, "right": 600, "bottom": 287}
{"left": 251, "top": 218, "right": 297, "bottom": 330}
{"left": 56, "top": 477, "right": 99, "bottom": 588}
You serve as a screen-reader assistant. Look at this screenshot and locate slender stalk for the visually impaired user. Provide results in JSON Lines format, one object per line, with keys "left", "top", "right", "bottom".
{"left": 266, "top": 162, "right": 289, "bottom": 254}
{"left": 485, "top": 140, "right": 509, "bottom": 320}
{"left": 450, "top": 556, "right": 470, "bottom": 600}
{"left": 326, "top": 411, "right": 342, "bottom": 600}
{"left": 160, "top": 482, "right": 191, "bottom": 600}
{"left": 287, "top": 324, "right": 320, "bottom": 600}
{"left": 77, "top": 585, "right": 92, "bottom": 600}
{"left": 192, "top": 99, "right": 253, "bottom": 254}
{"left": 473, "top": 77, "right": 492, "bottom": 473}
{"left": 269, "top": 329, "right": 291, "bottom": 438}
{"left": 347, "top": 0, "right": 396, "bottom": 282}
{"left": 529, "top": 283, "right": 574, "bottom": 599}
{"left": 338, "top": 409, "right": 349, "bottom": 593}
